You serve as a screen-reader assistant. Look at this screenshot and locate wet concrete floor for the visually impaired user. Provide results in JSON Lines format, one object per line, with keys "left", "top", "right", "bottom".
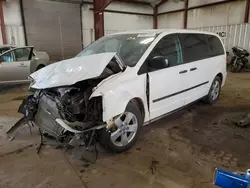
{"left": 0, "top": 73, "right": 250, "bottom": 188}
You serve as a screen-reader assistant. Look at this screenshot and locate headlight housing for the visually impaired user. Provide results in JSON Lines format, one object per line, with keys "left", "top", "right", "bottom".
{"left": 28, "top": 76, "right": 36, "bottom": 89}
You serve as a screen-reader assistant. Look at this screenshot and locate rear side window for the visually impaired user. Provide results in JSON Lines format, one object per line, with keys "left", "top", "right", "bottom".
{"left": 206, "top": 35, "right": 224, "bottom": 57}
{"left": 179, "top": 34, "right": 210, "bottom": 63}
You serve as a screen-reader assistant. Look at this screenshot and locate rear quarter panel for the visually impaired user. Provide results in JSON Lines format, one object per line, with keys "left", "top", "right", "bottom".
{"left": 30, "top": 51, "right": 50, "bottom": 74}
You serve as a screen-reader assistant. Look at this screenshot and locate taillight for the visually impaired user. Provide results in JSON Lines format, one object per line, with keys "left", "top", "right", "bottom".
{"left": 226, "top": 52, "right": 229, "bottom": 64}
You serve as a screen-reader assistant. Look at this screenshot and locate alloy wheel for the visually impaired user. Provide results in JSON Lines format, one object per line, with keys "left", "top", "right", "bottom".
{"left": 211, "top": 80, "right": 220, "bottom": 100}
{"left": 110, "top": 112, "right": 138, "bottom": 147}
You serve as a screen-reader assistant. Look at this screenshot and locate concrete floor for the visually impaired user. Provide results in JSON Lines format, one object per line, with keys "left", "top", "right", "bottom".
{"left": 0, "top": 73, "right": 250, "bottom": 188}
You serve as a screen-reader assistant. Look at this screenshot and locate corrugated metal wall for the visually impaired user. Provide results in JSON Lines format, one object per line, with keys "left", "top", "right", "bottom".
{"left": 158, "top": 12, "right": 184, "bottom": 29}
{"left": 194, "top": 23, "right": 250, "bottom": 53}
{"left": 0, "top": 25, "right": 25, "bottom": 46}
{"left": 2, "top": 0, "right": 250, "bottom": 54}
{"left": 187, "top": 0, "right": 246, "bottom": 28}
{"left": 82, "top": 3, "right": 94, "bottom": 47}
{"left": 104, "top": 13, "right": 153, "bottom": 34}
{"left": 23, "top": 0, "right": 82, "bottom": 61}
{"left": 81, "top": 2, "right": 153, "bottom": 47}
{"left": 6, "top": 25, "right": 25, "bottom": 45}
{"left": 104, "top": 2, "right": 153, "bottom": 35}
{"left": 0, "top": 0, "right": 25, "bottom": 46}
{"left": 189, "top": 0, "right": 227, "bottom": 7}
{"left": 158, "top": 0, "right": 185, "bottom": 14}
{"left": 157, "top": 0, "right": 247, "bottom": 29}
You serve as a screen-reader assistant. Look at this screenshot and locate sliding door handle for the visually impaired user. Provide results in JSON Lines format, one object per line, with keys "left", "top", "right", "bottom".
{"left": 190, "top": 67, "right": 197, "bottom": 71}
{"left": 179, "top": 70, "right": 188, "bottom": 74}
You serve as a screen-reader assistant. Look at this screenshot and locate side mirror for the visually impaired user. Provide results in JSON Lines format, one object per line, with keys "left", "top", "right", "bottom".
{"left": 148, "top": 56, "right": 169, "bottom": 70}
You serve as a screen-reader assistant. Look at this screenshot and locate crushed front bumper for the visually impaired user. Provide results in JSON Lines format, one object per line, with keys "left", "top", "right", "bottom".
{"left": 7, "top": 93, "right": 107, "bottom": 143}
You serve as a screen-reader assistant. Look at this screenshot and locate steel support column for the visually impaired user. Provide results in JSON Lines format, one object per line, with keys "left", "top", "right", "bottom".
{"left": 184, "top": 0, "right": 188, "bottom": 29}
{"left": 153, "top": 6, "right": 158, "bottom": 29}
{"left": 93, "top": 0, "right": 113, "bottom": 40}
{"left": 20, "top": 0, "right": 27, "bottom": 45}
{"left": 245, "top": 0, "right": 250, "bottom": 23}
{"left": 0, "top": 0, "right": 6, "bottom": 44}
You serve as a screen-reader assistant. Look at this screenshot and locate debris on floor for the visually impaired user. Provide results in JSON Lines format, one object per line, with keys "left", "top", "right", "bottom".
{"left": 234, "top": 114, "right": 250, "bottom": 127}
{"left": 1, "top": 73, "right": 250, "bottom": 188}
{"left": 150, "top": 158, "right": 159, "bottom": 174}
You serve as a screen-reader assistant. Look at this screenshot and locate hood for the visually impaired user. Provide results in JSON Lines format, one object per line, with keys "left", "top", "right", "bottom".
{"left": 30, "top": 52, "right": 122, "bottom": 89}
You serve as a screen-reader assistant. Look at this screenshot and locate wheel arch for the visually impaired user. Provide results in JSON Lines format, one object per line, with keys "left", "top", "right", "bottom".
{"left": 216, "top": 72, "right": 223, "bottom": 83}
{"left": 129, "top": 97, "right": 145, "bottom": 121}
{"left": 99, "top": 91, "right": 147, "bottom": 122}
{"left": 36, "top": 64, "right": 46, "bottom": 71}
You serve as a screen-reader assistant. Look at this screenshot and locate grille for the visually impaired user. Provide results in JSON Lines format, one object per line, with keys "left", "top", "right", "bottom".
{"left": 34, "top": 95, "right": 64, "bottom": 139}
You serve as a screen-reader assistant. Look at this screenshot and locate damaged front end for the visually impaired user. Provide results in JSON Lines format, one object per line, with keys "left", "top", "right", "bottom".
{"left": 7, "top": 53, "right": 125, "bottom": 150}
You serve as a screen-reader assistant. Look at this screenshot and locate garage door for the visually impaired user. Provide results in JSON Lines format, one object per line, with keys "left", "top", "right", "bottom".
{"left": 22, "top": 0, "right": 82, "bottom": 61}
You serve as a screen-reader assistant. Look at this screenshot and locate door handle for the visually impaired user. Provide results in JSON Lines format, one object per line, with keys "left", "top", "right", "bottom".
{"left": 190, "top": 67, "right": 197, "bottom": 71}
{"left": 179, "top": 70, "right": 188, "bottom": 74}
{"left": 18, "top": 65, "right": 28, "bottom": 67}
{"left": 18, "top": 63, "right": 27, "bottom": 67}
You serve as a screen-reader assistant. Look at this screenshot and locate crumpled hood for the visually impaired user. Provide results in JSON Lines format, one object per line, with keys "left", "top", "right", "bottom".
{"left": 30, "top": 52, "right": 117, "bottom": 89}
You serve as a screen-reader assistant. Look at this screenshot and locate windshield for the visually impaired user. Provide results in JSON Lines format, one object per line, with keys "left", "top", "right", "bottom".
{"left": 77, "top": 33, "right": 157, "bottom": 67}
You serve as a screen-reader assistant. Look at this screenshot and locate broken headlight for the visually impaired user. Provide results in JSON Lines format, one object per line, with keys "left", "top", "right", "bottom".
{"left": 28, "top": 76, "right": 36, "bottom": 89}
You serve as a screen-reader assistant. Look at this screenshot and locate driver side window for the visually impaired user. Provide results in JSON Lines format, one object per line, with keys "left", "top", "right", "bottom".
{"left": 14, "top": 48, "right": 31, "bottom": 61}
{"left": 0, "top": 48, "right": 32, "bottom": 63}
{"left": 148, "top": 34, "right": 183, "bottom": 72}
{"left": 0, "top": 51, "right": 14, "bottom": 62}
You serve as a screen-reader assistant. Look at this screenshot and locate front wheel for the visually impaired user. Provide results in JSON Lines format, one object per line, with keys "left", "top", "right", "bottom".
{"left": 99, "top": 102, "right": 143, "bottom": 153}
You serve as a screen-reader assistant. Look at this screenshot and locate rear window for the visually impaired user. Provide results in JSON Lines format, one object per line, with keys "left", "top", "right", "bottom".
{"left": 206, "top": 35, "right": 225, "bottom": 57}
{"left": 179, "top": 34, "right": 210, "bottom": 63}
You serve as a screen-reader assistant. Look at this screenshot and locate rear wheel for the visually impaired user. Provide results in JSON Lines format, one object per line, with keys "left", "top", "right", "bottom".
{"left": 99, "top": 102, "right": 143, "bottom": 153}
{"left": 204, "top": 76, "right": 222, "bottom": 104}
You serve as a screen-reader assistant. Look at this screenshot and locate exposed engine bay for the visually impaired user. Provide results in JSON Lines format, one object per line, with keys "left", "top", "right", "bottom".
{"left": 45, "top": 81, "right": 103, "bottom": 124}
{"left": 7, "top": 54, "right": 126, "bottom": 156}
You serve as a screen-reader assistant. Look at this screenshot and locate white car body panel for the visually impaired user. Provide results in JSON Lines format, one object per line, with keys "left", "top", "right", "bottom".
{"left": 91, "top": 68, "right": 149, "bottom": 122}
{"left": 30, "top": 52, "right": 117, "bottom": 89}
{"left": 29, "top": 29, "right": 227, "bottom": 126}
{"left": 0, "top": 60, "right": 30, "bottom": 82}
{"left": 149, "top": 63, "right": 190, "bottom": 119}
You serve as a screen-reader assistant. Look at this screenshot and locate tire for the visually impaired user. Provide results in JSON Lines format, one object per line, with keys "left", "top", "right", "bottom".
{"left": 204, "top": 76, "right": 222, "bottom": 104}
{"left": 230, "top": 64, "right": 242, "bottom": 72}
{"left": 99, "top": 102, "right": 143, "bottom": 153}
{"left": 36, "top": 64, "right": 45, "bottom": 71}
{"left": 229, "top": 60, "right": 243, "bottom": 73}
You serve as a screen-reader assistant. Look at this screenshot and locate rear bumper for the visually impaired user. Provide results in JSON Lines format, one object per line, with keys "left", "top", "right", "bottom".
{"left": 222, "top": 71, "right": 227, "bottom": 87}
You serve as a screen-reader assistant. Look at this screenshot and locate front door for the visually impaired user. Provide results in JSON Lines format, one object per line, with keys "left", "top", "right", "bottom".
{"left": 146, "top": 34, "right": 190, "bottom": 120}
{"left": 0, "top": 47, "right": 33, "bottom": 83}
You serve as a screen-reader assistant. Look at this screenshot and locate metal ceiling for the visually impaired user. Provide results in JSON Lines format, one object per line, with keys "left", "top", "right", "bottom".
{"left": 55, "top": 0, "right": 183, "bottom": 7}
{"left": 136, "top": 0, "right": 162, "bottom": 5}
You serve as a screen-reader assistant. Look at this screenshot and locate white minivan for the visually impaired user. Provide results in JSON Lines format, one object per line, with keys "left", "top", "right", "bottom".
{"left": 11, "top": 29, "right": 227, "bottom": 153}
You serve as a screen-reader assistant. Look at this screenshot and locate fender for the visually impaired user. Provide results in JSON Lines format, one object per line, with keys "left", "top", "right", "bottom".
{"left": 90, "top": 72, "right": 149, "bottom": 122}
{"left": 102, "top": 89, "right": 136, "bottom": 121}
